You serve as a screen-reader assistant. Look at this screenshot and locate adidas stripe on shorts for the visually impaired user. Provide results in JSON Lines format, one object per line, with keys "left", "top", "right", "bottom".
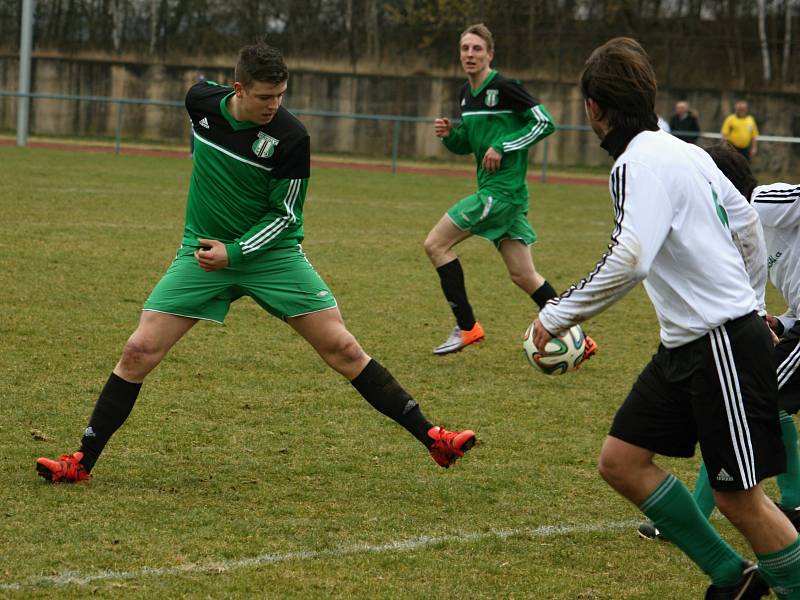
{"left": 609, "top": 312, "right": 785, "bottom": 491}
{"left": 776, "top": 320, "right": 800, "bottom": 415}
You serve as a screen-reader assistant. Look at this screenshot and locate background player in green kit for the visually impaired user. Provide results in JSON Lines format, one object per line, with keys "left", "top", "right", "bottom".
{"left": 424, "top": 23, "right": 598, "bottom": 359}
{"left": 35, "top": 43, "right": 476, "bottom": 483}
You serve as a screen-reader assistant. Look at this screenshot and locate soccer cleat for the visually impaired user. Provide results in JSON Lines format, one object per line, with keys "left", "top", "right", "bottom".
{"left": 776, "top": 502, "right": 800, "bottom": 531}
{"left": 428, "top": 426, "right": 476, "bottom": 468}
{"left": 36, "top": 451, "right": 91, "bottom": 483}
{"left": 704, "top": 560, "right": 770, "bottom": 600}
{"left": 637, "top": 521, "right": 666, "bottom": 541}
{"left": 573, "top": 333, "right": 598, "bottom": 369}
{"left": 432, "top": 322, "right": 485, "bottom": 355}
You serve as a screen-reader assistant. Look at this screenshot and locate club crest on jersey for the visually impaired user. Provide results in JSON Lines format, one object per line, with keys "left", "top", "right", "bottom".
{"left": 252, "top": 132, "right": 280, "bottom": 158}
{"left": 485, "top": 89, "right": 499, "bottom": 107}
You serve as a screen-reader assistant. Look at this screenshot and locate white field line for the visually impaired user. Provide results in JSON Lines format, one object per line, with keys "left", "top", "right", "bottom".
{"left": 0, "top": 519, "right": 640, "bottom": 591}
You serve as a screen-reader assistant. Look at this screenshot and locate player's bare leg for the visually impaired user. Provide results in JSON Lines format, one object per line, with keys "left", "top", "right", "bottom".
{"left": 501, "top": 239, "right": 597, "bottom": 363}
{"left": 423, "top": 214, "right": 473, "bottom": 269}
{"left": 598, "top": 436, "right": 771, "bottom": 596}
{"left": 498, "top": 238, "right": 545, "bottom": 294}
{"left": 424, "top": 215, "right": 484, "bottom": 354}
{"left": 288, "top": 307, "right": 476, "bottom": 467}
{"left": 116, "top": 311, "right": 199, "bottom": 382}
{"left": 715, "top": 487, "right": 799, "bottom": 554}
{"left": 36, "top": 311, "right": 198, "bottom": 482}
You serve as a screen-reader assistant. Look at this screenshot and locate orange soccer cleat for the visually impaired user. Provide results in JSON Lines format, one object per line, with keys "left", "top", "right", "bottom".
{"left": 432, "top": 322, "right": 485, "bottom": 355}
{"left": 576, "top": 334, "right": 599, "bottom": 368}
{"left": 428, "top": 426, "right": 476, "bottom": 468}
{"left": 36, "top": 451, "right": 91, "bottom": 483}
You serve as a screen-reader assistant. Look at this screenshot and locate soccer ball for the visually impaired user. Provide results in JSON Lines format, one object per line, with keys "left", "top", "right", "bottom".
{"left": 522, "top": 323, "right": 586, "bottom": 375}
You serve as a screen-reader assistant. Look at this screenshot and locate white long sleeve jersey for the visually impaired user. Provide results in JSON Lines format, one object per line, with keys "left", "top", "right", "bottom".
{"left": 752, "top": 182, "right": 800, "bottom": 332}
{"left": 539, "top": 129, "right": 764, "bottom": 349}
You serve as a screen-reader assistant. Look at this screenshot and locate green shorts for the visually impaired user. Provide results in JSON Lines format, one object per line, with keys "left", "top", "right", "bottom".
{"left": 447, "top": 191, "right": 537, "bottom": 248}
{"left": 143, "top": 244, "right": 337, "bottom": 323}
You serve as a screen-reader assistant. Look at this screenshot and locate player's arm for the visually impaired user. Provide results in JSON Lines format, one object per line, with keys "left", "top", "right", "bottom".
{"left": 491, "top": 80, "right": 556, "bottom": 156}
{"left": 223, "top": 177, "right": 309, "bottom": 267}
{"left": 537, "top": 161, "right": 672, "bottom": 337}
{"left": 194, "top": 176, "right": 308, "bottom": 271}
{"left": 718, "top": 174, "right": 768, "bottom": 314}
{"left": 493, "top": 105, "right": 555, "bottom": 156}
{"left": 440, "top": 119, "right": 472, "bottom": 155}
{"left": 224, "top": 135, "right": 311, "bottom": 267}
{"left": 771, "top": 308, "right": 797, "bottom": 337}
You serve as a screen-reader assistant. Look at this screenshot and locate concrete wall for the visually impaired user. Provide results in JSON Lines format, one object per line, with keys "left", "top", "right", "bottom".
{"left": 2, "top": 55, "right": 799, "bottom": 174}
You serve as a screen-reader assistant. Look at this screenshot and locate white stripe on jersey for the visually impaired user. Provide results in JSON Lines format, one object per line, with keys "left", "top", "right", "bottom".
{"left": 462, "top": 110, "right": 513, "bottom": 117}
{"left": 240, "top": 179, "right": 302, "bottom": 254}
{"left": 550, "top": 164, "right": 626, "bottom": 306}
{"left": 194, "top": 132, "right": 272, "bottom": 172}
{"left": 502, "top": 106, "right": 550, "bottom": 152}
{"left": 778, "top": 342, "right": 800, "bottom": 390}
{"left": 709, "top": 326, "right": 757, "bottom": 489}
{"left": 751, "top": 182, "right": 800, "bottom": 320}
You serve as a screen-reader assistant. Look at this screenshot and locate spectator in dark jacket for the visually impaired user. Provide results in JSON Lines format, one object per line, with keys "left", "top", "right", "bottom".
{"left": 668, "top": 100, "right": 700, "bottom": 144}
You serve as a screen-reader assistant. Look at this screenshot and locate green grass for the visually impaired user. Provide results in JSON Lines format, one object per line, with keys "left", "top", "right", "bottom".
{"left": 0, "top": 147, "right": 784, "bottom": 598}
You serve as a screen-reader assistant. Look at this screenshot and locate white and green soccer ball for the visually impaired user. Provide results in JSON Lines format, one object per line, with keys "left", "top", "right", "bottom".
{"left": 522, "top": 323, "right": 586, "bottom": 375}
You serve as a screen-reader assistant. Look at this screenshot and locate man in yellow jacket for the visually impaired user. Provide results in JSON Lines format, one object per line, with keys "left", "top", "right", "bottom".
{"left": 721, "top": 100, "right": 759, "bottom": 162}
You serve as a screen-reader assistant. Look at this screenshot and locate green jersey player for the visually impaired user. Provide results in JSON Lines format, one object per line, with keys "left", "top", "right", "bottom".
{"left": 36, "top": 44, "right": 476, "bottom": 483}
{"left": 424, "top": 23, "right": 598, "bottom": 360}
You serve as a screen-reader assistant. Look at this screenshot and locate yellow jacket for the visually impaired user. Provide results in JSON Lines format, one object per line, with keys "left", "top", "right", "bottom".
{"left": 721, "top": 114, "right": 759, "bottom": 149}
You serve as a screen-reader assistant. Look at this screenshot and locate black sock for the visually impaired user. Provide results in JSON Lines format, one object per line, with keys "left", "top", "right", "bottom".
{"left": 350, "top": 359, "right": 434, "bottom": 448}
{"left": 436, "top": 258, "right": 476, "bottom": 331}
{"left": 531, "top": 280, "right": 558, "bottom": 309}
{"left": 78, "top": 372, "right": 142, "bottom": 472}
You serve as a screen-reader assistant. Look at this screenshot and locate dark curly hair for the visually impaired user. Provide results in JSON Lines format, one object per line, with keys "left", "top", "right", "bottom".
{"left": 235, "top": 44, "right": 289, "bottom": 89}
{"left": 705, "top": 141, "right": 758, "bottom": 201}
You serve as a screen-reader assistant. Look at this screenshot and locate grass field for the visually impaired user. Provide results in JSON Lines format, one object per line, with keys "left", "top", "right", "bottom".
{"left": 0, "top": 146, "right": 784, "bottom": 598}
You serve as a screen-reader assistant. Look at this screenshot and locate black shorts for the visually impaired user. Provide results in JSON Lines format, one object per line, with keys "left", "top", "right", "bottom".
{"left": 610, "top": 312, "right": 784, "bottom": 491}
{"left": 776, "top": 320, "right": 800, "bottom": 414}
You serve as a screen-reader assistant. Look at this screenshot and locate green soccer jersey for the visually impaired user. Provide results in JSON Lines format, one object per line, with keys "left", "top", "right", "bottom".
{"left": 184, "top": 81, "right": 310, "bottom": 267}
{"left": 443, "top": 70, "right": 555, "bottom": 204}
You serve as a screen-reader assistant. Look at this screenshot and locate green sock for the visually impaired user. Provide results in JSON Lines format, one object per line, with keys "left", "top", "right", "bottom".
{"left": 757, "top": 536, "right": 800, "bottom": 599}
{"left": 693, "top": 462, "right": 716, "bottom": 520}
{"left": 640, "top": 474, "right": 743, "bottom": 586}
{"left": 778, "top": 412, "right": 800, "bottom": 508}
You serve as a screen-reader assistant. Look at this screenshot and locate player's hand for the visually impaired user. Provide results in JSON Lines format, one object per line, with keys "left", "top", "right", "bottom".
{"left": 195, "top": 238, "right": 229, "bottom": 272}
{"left": 482, "top": 147, "right": 502, "bottom": 173}
{"left": 766, "top": 314, "right": 783, "bottom": 345}
{"left": 532, "top": 319, "right": 554, "bottom": 351}
{"left": 434, "top": 118, "right": 453, "bottom": 138}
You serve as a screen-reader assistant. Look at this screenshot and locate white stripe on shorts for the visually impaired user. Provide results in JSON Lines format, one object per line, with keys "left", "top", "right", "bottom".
{"left": 709, "top": 326, "right": 757, "bottom": 488}
{"left": 778, "top": 340, "right": 800, "bottom": 391}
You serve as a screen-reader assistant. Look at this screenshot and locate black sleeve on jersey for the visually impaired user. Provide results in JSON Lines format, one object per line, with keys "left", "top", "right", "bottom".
{"left": 499, "top": 78, "right": 540, "bottom": 113}
{"left": 272, "top": 134, "right": 311, "bottom": 179}
{"left": 456, "top": 82, "right": 470, "bottom": 113}
{"left": 185, "top": 81, "right": 228, "bottom": 123}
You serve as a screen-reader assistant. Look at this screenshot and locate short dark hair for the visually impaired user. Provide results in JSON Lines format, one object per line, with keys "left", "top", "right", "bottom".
{"left": 235, "top": 44, "right": 289, "bottom": 89}
{"left": 460, "top": 23, "right": 494, "bottom": 52}
{"left": 705, "top": 141, "right": 758, "bottom": 201}
{"left": 580, "top": 37, "right": 658, "bottom": 132}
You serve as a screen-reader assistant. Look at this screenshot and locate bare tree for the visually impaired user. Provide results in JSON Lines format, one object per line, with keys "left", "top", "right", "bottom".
{"left": 783, "top": 0, "right": 795, "bottom": 84}
{"left": 365, "top": 0, "right": 381, "bottom": 63}
{"left": 757, "top": 0, "right": 772, "bottom": 83}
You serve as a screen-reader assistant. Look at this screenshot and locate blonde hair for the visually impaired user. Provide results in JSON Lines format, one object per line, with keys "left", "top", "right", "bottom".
{"left": 460, "top": 23, "right": 494, "bottom": 52}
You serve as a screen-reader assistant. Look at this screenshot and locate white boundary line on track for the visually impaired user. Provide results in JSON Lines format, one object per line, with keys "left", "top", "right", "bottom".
{"left": 0, "top": 519, "right": 641, "bottom": 591}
